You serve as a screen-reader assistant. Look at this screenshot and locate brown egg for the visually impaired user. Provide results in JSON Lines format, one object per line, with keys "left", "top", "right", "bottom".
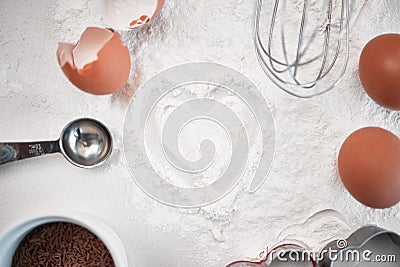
{"left": 57, "top": 27, "right": 131, "bottom": 95}
{"left": 359, "top": 34, "right": 400, "bottom": 110}
{"left": 338, "top": 127, "right": 400, "bottom": 209}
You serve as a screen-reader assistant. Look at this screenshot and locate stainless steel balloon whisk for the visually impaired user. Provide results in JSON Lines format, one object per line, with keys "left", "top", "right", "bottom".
{"left": 255, "top": 0, "right": 350, "bottom": 97}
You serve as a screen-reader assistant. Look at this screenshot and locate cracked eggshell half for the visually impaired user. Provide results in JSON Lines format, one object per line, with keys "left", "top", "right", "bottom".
{"left": 57, "top": 27, "right": 131, "bottom": 95}
{"left": 99, "top": 0, "right": 165, "bottom": 30}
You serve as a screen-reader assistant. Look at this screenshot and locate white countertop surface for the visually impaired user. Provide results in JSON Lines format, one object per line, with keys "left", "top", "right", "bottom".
{"left": 0, "top": 0, "right": 399, "bottom": 266}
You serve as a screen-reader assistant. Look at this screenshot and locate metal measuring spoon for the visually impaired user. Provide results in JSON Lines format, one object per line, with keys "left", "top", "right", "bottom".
{"left": 0, "top": 118, "right": 112, "bottom": 168}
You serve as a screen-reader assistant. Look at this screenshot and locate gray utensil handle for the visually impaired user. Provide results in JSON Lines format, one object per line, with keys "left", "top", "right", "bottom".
{"left": 0, "top": 141, "right": 60, "bottom": 165}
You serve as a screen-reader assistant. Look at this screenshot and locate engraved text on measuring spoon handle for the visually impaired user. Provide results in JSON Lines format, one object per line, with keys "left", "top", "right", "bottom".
{"left": 0, "top": 141, "right": 60, "bottom": 165}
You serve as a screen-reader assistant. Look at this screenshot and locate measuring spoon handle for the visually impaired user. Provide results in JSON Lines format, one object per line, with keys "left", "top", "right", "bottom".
{"left": 0, "top": 141, "right": 60, "bottom": 165}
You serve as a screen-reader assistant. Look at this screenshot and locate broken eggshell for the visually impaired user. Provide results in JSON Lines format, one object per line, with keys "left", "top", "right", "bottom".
{"left": 57, "top": 27, "right": 131, "bottom": 95}
{"left": 99, "top": 0, "right": 165, "bottom": 30}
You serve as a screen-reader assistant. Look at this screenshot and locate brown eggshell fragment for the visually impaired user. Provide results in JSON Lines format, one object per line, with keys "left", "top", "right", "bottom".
{"left": 338, "top": 127, "right": 400, "bottom": 209}
{"left": 359, "top": 34, "right": 400, "bottom": 110}
{"left": 100, "top": 0, "right": 165, "bottom": 30}
{"left": 57, "top": 27, "right": 131, "bottom": 95}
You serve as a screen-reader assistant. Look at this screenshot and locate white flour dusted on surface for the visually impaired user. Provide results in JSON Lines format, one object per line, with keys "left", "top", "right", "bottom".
{"left": 0, "top": 0, "right": 399, "bottom": 266}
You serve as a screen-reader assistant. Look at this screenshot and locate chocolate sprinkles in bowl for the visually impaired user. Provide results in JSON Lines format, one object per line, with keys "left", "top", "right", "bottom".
{"left": 12, "top": 222, "right": 115, "bottom": 267}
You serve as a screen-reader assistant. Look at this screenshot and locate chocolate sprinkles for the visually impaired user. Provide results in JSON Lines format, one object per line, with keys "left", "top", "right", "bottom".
{"left": 12, "top": 222, "right": 115, "bottom": 267}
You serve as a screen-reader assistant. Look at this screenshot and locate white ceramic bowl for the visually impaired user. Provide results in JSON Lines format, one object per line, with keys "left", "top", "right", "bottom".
{"left": 0, "top": 213, "right": 129, "bottom": 267}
